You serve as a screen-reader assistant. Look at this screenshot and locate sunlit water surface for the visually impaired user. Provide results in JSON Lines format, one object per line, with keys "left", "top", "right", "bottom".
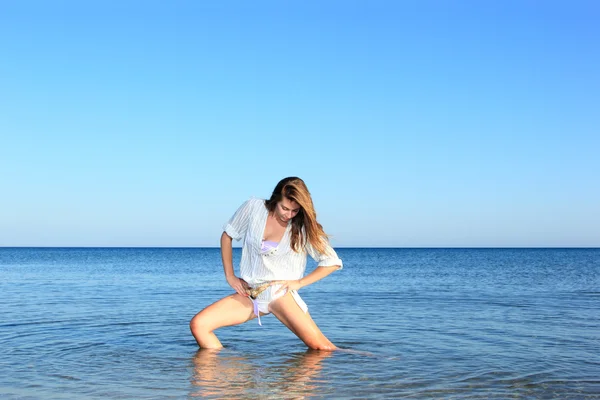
{"left": 1, "top": 248, "right": 599, "bottom": 399}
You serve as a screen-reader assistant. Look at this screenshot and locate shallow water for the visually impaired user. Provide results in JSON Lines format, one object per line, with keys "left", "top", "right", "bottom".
{"left": 1, "top": 248, "right": 599, "bottom": 399}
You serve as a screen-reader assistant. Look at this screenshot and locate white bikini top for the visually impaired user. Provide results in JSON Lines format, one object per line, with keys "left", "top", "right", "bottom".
{"left": 261, "top": 240, "right": 278, "bottom": 252}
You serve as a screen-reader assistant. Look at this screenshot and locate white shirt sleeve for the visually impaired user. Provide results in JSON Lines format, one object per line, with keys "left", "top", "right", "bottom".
{"left": 306, "top": 239, "right": 343, "bottom": 269}
{"left": 223, "top": 198, "right": 256, "bottom": 241}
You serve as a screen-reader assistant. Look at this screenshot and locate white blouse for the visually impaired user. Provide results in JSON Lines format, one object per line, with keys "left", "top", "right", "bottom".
{"left": 223, "top": 197, "right": 343, "bottom": 286}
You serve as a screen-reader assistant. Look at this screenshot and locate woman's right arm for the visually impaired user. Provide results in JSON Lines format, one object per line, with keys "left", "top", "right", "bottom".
{"left": 221, "top": 231, "right": 249, "bottom": 296}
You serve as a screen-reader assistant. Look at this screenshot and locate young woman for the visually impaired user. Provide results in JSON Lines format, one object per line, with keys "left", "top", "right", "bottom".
{"left": 190, "top": 177, "right": 343, "bottom": 350}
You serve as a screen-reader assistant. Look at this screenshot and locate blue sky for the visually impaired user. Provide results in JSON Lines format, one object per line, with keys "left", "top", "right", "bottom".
{"left": 1, "top": 1, "right": 598, "bottom": 247}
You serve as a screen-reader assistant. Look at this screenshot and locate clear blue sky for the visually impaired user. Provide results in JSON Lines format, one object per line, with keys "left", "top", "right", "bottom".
{"left": 1, "top": 1, "right": 598, "bottom": 247}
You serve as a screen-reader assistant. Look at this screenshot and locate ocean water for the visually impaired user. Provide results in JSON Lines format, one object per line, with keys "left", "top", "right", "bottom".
{"left": 0, "top": 247, "right": 598, "bottom": 399}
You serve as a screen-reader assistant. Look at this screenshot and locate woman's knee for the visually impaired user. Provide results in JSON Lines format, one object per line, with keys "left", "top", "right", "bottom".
{"left": 190, "top": 294, "right": 254, "bottom": 336}
{"left": 189, "top": 311, "right": 211, "bottom": 334}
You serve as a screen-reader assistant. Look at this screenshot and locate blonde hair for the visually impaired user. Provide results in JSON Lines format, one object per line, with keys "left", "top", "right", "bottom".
{"left": 265, "top": 177, "right": 329, "bottom": 254}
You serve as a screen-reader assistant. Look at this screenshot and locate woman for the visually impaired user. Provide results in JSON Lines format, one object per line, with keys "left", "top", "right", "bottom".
{"left": 190, "top": 177, "right": 343, "bottom": 350}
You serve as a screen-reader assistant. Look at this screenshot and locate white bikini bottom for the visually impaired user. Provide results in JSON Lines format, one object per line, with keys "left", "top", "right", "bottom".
{"left": 249, "top": 284, "right": 308, "bottom": 326}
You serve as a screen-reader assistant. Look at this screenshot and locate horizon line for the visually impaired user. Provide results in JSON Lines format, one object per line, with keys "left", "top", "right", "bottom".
{"left": 1, "top": 246, "right": 598, "bottom": 249}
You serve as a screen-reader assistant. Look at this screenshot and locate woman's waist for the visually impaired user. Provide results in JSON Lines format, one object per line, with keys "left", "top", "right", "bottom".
{"left": 243, "top": 276, "right": 300, "bottom": 287}
{"left": 241, "top": 267, "right": 304, "bottom": 284}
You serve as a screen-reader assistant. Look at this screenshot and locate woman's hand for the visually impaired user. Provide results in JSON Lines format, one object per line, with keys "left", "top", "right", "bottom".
{"left": 274, "top": 279, "right": 303, "bottom": 295}
{"left": 227, "top": 275, "right": 250, "bottom": 296}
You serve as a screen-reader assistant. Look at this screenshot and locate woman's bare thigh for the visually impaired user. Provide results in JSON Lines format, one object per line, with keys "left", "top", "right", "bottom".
{"left": 268, "top": 292, "right": 337, "bottom": 350}
{"left": 191, "top": 293, "right": 257, "bottom": 331}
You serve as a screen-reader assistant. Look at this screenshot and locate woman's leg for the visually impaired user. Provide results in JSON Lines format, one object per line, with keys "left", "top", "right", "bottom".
{"left": 190, "top": 294, "right": 256, "bottom": 348}
{"left": 268, "top": 292, "right": 337, "bottom": 351}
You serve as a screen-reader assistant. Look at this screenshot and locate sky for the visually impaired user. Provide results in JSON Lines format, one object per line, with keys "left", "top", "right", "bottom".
{"left": 1, "top": 1, "right": 599, "bottom": 247}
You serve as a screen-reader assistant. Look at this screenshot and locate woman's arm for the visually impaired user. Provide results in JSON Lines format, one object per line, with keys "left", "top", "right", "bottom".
{"left": 299, "top": 265, "right": 340, "bottom": 288}
{"left": 221, "top": 231, "right": 249, "bottom": 296}
{"left": 275, "top": 265, "right": 341, "bottom": 294}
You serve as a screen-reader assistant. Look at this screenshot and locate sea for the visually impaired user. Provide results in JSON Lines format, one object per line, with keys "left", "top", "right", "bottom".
{"left": 0, "top": 247, "right": 598, "bottom": 399}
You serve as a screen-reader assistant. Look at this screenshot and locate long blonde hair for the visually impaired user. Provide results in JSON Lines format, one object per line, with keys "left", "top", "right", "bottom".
{"left": 265, "top": 177, "right": 329, "bottom": 254}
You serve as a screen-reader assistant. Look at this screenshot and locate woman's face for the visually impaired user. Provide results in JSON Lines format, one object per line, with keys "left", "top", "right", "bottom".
{"left": 275, "top": 197, "right": 301, "bottom": 223}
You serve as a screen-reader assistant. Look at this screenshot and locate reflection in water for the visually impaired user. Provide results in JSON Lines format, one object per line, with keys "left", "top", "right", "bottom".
{"left": 190, "top": 348, "right": 332, "bottom": 398}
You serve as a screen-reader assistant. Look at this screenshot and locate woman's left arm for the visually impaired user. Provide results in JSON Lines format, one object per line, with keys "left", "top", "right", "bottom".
{"left": 275, "top": 239, "right": 343, "bottom": 294}
{"left": 274, "top": 265, "right": 341, "bottom": 294}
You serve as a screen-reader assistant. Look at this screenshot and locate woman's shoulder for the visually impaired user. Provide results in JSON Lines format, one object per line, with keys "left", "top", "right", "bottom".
{"left": 239, "top": 197, "right": 267, "bottom": 215}
{"left": 246, "top": 196, "right": 267, "bottom": 208}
